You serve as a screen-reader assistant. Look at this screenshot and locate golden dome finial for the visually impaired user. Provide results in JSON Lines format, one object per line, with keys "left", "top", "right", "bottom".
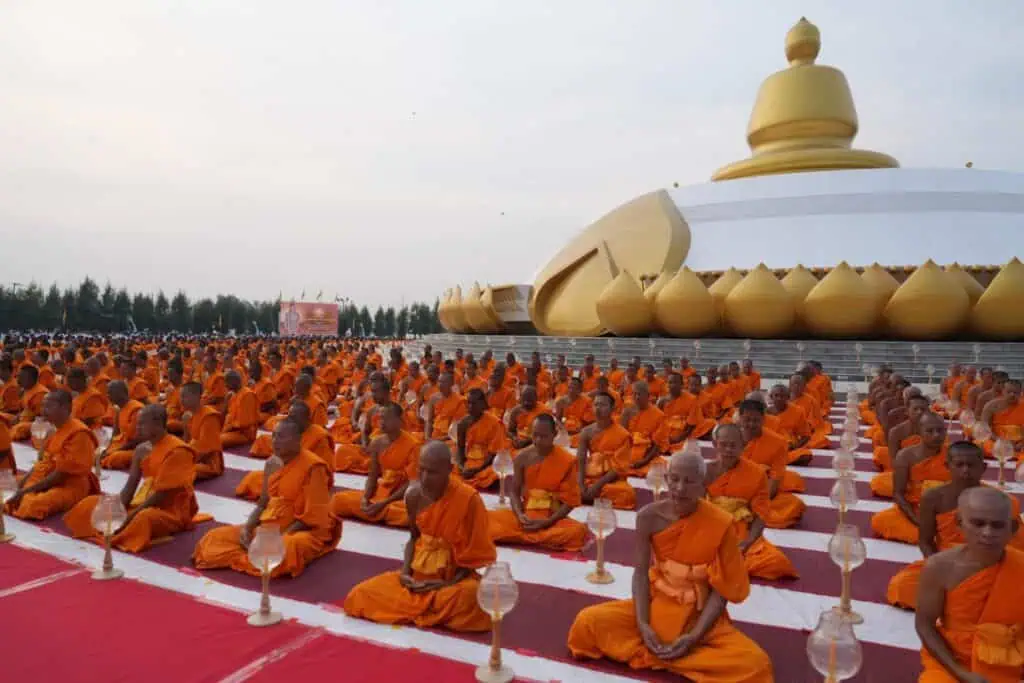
{"left": 785, "top": 18, "right": 820, "bottom": 66}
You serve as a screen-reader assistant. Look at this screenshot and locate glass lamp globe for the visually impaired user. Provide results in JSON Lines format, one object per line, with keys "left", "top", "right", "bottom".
{"left": 693, "top": 340, "right": 701, "bottom": 351}
{"left": 840, "top": 429, "right": 859, "bottom": 453}
{"left": 959, "top": 409, "right": 976, "bottom": 430}
{"left": 31, "top": 418, "right": 55, "bottom": 449}
{"left": 0, "top": 469, "right": 16, "bottom": 496}
{"left": 973, "top": 422, "right": 992, "bottom": 443}
{"left": 508, "top": 337, "right": 517, "bottom": 347}
{"left": 926, "top": 363, "right": 935, "bottom": 377}
{"left": 829, "top": 476, "right": 859, "bottom": 510}
{"left": 948, "top": 400, "right": 960, "bottom": 415}
{"left": 493, "top": 450, "right": 513, "bottom": 477}
{"left": 832, "top": 450, "right": 857, "bottom": 477}
{"left": 447, "top": 421, "right": 459, "bottom": 442}
{"left": 806, "top": 608, "right": 863, "bottom": 681}
{"left": 994, "top": 439, "right": 1013, "bottom": 462}
{"left": 90, "top": 493, "right": 127, "bottom": 537}
{"left": 248, "top": 525, "right": 285, "bottom": 575}
{"left": 912, "top": 343, "right": 920, "bottom": 355}
{"left": 828, "top": 524, "right": 867, "bottom": 570}
{"left": 606, "top": 339, "right": 616, "bottom": 350}
{"left": 861, "top": 363, "right": 870, "bottom": 377}
{"left": 586, "top": 498, "right": 618, "bottom": 537}
{"left": 646, "top": 459, "right": 666, "bottom": 495}
{"left": 477, "top": 561, "right": 519, "bottom": 620}
{"left": 854, "top": 343, "right": 863, "bottom": 354}
{"left": 568, "top": 338, "right": 577, "bottom": 348}
{"left": 93, "top": 427, "right": 111, "bottom": 452}
{"left": 404, "top": 390, "right": 417, "bottom": 406}
{"left": 797, "top": 342, "right": 806, "bottom": 352}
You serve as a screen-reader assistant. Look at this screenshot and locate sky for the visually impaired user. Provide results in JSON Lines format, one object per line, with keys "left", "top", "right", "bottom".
{"left": 1, "top": 1, "right": 1021, "bottom": 309}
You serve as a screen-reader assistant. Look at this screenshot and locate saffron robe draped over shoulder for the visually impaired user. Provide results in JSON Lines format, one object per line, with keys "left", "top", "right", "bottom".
{"left": 189, "top": 405, "right": 224, "bottom": 480}
{"left": 871, "top": 434, "right": 924, "bottom": 493}
{"left": 236, "top": 425, "right": 334, "bottom": 499}
{"left": 660, "top": 393, "right": 716, "bottom": 443}
{"left": 72, "top": 387, "right": 107, "bottom": 429}
{"left": 870, "top": 449, "right": 952, "bottom": 545}
{"left": 741, "top": 430, "right": 806, "bottom": 528}
{"left": 220, "top": 387, "right": 260, "bottom": 448}
{"left": 101, "top": 399, "right": 145, "bottom": 470}
{"left": 584, "top": 423, "right": 636, "bottom": 510}
{"left": 343, "top": 477, "right": 497, "bottom": 632}
{"left": 10, "top": 384, "right": 47, "bottom": 441}
{"left": 567, "top": 500, "right": 774, "bottom": 682}
{"left": 460, "top": 411, "right": 508, "bottom": 490}
{"left": 5, "top": 418, "right": 99, "bottom": 519}
{"left": 487, "top": 445, "right": 587, "bottom": 551}
{"left": 330, "top": 430, "right": 419, "bottom": 527}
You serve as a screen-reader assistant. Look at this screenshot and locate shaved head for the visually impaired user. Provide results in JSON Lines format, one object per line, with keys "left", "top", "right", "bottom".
{"left": 418, "top": 440, "right": 453, "bottom": 499}
{"left": 669, "top": 450, "right": 706, "bottom": 479}
{"left": 959, "top": 486, "right": 1012, "bottom": 520}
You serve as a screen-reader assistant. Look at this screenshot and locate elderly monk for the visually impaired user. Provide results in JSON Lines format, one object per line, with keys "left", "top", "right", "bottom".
{"left": 658, "top": 372, "right": 716, "bottom": 447}
{"left": 578, "top": 392, "right": 636, "bottom": 510}
{"left": 455, "top": 388, "right": 508, "bottom": 490}
{"left": 915, "top": 487, "right": 1024, "bottom": 683}
{"left": 555, "top": 376, "right": 595, "bottom": 447}
{"left": 707, "top": 424, "right": 798, "bottom": 580}
{"left": 66, "top": 404, "right": 198, "bottom": 552}
{"left": 621, "top": 380, "right": 668, "bottom": 476}
{"left": 330, "top": 403, "right": 417, "bottom": 527}
{"left": 9, "top": 364, "right": 48, "bottom": 441}
{"left": 737, "top": 399, "right": 806, "bottom": 529}
{"left": 68, "top": 367, "right": 107, "bottom": 428}
{"left": 100, "top": 381, "right": 145, "bottom": 470}
{"left": 871, "top": 413, "right": 952, "bottom": 545}
{"left": 194, "top": 417, "right": 340, "bottom": 577}
{"left": 180, "top": 382, "right": 223, "bottom": 480}
{"left": 505, "top": 386, "right": 550, "bottom": 450}
{"left": 236, "top": 401, "right": 333, "bottom": 499}
{"left": 871, "top": 394, "right": 933, "bottom": 495}
{"left": 488, "top": 413, "right": 587, "bottom": 552}
{"left": 567, "top": 451, "right": 774, "bottom": 681}
{"left": 220, "top": 370, "right": 259, "bottom": 449}
{"left": 344, "top": 440, "right": 498, "bottom": 632}
{"left": 5, "top": 390, "right": 99, "bottom": 519}
{"left": 765, "top": 384, "right": 814, "bottom": 466}
{"left": 424, "top": 372, "right": 467, "bottom": 441}
{"left": 887, "top": 441, "right": 1024, "bottom": 609}
{"left": 978, "top": 378, "right": 1024, "bottom": 459}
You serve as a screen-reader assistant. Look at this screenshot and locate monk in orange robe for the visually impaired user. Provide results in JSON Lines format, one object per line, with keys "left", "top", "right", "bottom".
{"left": 67, "top": 367, "right": 107, "bottom": 428}
{"left": 871, "top": 394, "right": 932, "bottom": 495}
{"left": 163, "top": 362, "right": 186, "bottom": 434}
{"left": 424, "top": 372, "right": 467, "bottom": 441}
{"left": 765, "top": 384, "right": 815, "bottom": 466}
{"left": 9, "top": 364, "right": 48, "bottom": 441}
{"left": 567, "top": 451, "right": 774, "bottom": 682}
{"left": 220, "top": 370, "right": 259, "bottom": 449}
{"left": 871, "top": 412, "right": 952, "bottom": 545}
{"left": 181, "top": 382, "right": 223, "bottom": 480}
{"left": 0, "top": 355, "right": 23, "bottom": 425}
{"left": 741, "top": 359, "right": 761, "bottom": 394}
{"left": 978, "top": 378, "right": 1024, "bottom": 459}
{"left": 621, "top": 380, "right": 668, "bottom": 476}
{"left": 704, "top": 367, "right": 732, "bottom": 420}
{"left": 66, "top": 404, "right": 198, "bottom": 551}
{"left": 194, "top": 417, "right": 341, "bottom": 578}
{"left": 708, "top": 424, "right": 799, "bottom": 580}
{"left": 915, "top": 486, "right": 1024, "bottom": 683}
{"left": 887, "top": 441, "right": 1024, "bottom": 609}
{"left": 252, "top": 374, "right": 328, "bottom": 456}
{"left": 578, "top": 392, "right": 636, "bottom": 510}
{"left": 250, "top": 362, "right": 278, "bottom": 424}
{"left": 555, "top": 376, "right": 595, "bottom": 447}
{"left": 344, "top": 441, "right": 497, "bottom": 632}
{"left": 0, "top": 418, "right": 12, "bottom": 474}
{"left": 100, "top": 381, "right": 145, "bottom": 470}
{"left": 737, "top": 399, "right": 806, "bottom": 529}
{"left": 454, "top": 388, "right": 508, "bottom": 490}
{"left": 505, "top": 386, "right": 551, "bottom": 450}
{"left": 658, "top": 373, "right": 716, "bottom": 447}
{"left": 330, "top": 403, "right": 418, "bottom": 527}
{"left": 488, "top": 413, "right": 587, "bottom": 552}
{"left": 120, "top": 357, "right": 151, "bottom": 405}
{"left": 485, "top": 367, "right": 516, "bottom": 422}
{"left": 334, "top": 375, "right": 393, "bottom": 474}
{"left": 788, "top": 372, "right": 831, "bottom": 449}
{"left": 236, "top": 401, "right": 333, "bottom": 499}
{"left": 268, "top": 351, "right": 296, "bottom": 405}
{"left": 5, "top": 390, "right": 99, "bottom": 520}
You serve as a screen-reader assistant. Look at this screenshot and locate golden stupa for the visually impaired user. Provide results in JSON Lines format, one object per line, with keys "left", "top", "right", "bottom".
{"left": 478, "top": 285, "right": 506, "bottom": 333}
{"left": 803, "top": 261, "right": 879, "bottom": 337}
{"left": 643, "top": 271, "right": 672, "bottom": 304}
{"left": 861, "top": 263, "right": 901, "bottom": 316}
{"left": 461, "top": 283, "right": 490, "bottom": 333}
{"left": 971, "top": 258, "right": 1024, "bottom": 338}
{"left": 653, "top": 267, "right": 718, "bottom": 337}
{"left": 437, "top": 289, "right": 453, "bottom": 331}
{"left": 945, "top": 263, "right": 985, "bottom": 306}
{"left": 884, "top": 260, "right": 970, "bottom": 338}
{"left": 595, "top": 269, "right": 654, "bottom": 337}
{"left": 712, "top": 17, "right": 898, "bottom": 181}
{"left": 780, "top": 265, "right": 819, "bottom": 329}
{"left": 724, "top": 264, "right": 796, "bottom": 337}
{"left": 447, "top": 285, "right": 470, "bottom": 334}
{"left": 707, "top": 267, "right": 745, "bottom": 324}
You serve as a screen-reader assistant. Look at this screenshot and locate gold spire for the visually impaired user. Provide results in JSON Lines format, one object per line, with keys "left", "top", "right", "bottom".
{"left": 712, "top": 18, "right": 899, "bottom": 181}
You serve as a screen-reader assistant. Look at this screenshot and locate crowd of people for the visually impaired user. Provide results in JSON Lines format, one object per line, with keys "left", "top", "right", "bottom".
{"left": 1, "top": 333, "right": 1022, "bottom": 682}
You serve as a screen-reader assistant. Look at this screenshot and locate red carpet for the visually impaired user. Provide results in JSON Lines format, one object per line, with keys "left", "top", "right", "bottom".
{"left": 0, "top": 543, "right": 78, "bottom": 589}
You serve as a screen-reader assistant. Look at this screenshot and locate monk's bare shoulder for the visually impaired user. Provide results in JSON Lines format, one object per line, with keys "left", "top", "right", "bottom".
{"left": 893, "top": 443, "right": 922, "bottom": 467}
{"left": 920, "top": 546, "right": 961, "bottom": 585}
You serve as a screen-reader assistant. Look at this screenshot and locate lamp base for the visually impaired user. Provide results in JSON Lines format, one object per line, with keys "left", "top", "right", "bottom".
{"left": 495, "top": 501, "right": 510, "bottom": 510}
{"left": 247, "top": 610, "right": 284, "bottom": 627}
{"left": 0, "top": 533, "right": 14, "bottom": 544}
{"left": 586, "top": 569, "right": 615, "bottom": 585}
{"left": 833, "top": 605, "right": 864, "bottom": 625}
{"left": 474, "top": 664, "right": 514, "bottom": 683}
{"left": 92, "top": 568, "right": 124, "bottom": 581}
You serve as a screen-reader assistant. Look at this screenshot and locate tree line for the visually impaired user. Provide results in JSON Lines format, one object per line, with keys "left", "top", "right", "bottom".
{"left": 0, "top": 278, "right": 443, "bottom": 337}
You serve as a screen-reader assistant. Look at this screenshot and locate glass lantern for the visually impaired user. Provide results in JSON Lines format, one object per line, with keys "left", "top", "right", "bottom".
{"left": 90, "top": 493, "right": 128, "bottom": 581}
{"left": 405, "top": 390, "right": 418, "bottom": 406}
{"left": 829, "top": 523, "right": 867, "bottom": 570}
{"left": 475, "top": 562, "right": 518, "bottom": 683}
{"left": 973, "top": 422, "right": 992, "bottom": 443}
{"left": 585, "top": 499, "right": 617, "bottom": 584}
{"left": 646, "top": 459, "right": 667, "bottom": 500}
{"left": 493, "top": 450, "right": 513, "bottom": 508}
{"left": 30, "top": 417, "right": 55, "bottom": 451}
{"left": 831, "top": 450, "right": 857, "bottom": 479}
{"left": 959, "top": 409, "right": 976, "bottom": 430}
{"left": 806, "top": 608, "right": 863, "bottom": 681}
{"left": 247, "top": 525, "right": 285, "bottom": 627}
{"left": 839, "top": 427, "right": 859, "bottom": 453}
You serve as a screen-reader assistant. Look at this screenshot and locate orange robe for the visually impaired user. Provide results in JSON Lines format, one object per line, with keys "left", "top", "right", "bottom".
{"left": 567, "top": 500, "right": 773, "bottom": 682}
{"left": 511, "top": 405, "right": 552, "bottom": 444}
{"left": 343, "top": 477, "right": 497, "bottom": 632}
{"left": 65, "top": 434, "right": 198, "bottom": 552}
{"left": 189, "top": 405, "right": 224, "bottom": 480}
{"left": 980, "top": 402, "right": 1024, "bottom": 458}
{"left": 220, "top": 388, "right": 259, "bottom": 448}
{"left": 626, "top": 405, "right": 668, "bottom": 475}
{"left": 0, "top": 420, "right": 12, "bottom": 473}
{"left": 127, "top": 377, "right": 150, "bottom": 404}
{"left": 871, "top": 434, "right": 925, "bottom": 497}
{"left": 330, "top": 430, "right": 418, "bottom": 527}
{"left": 252, "top": 396, "right": 328, "bottom": 455}
{"left": 101, "top": 400, "right": 145, "bottom": 470}
{"left": 429, "top": 392, "right": 467, "bottom": 440}
{"left": 707, "top": 458, "right": 799, "bottom": 580}
{"left": 768, "top": 402, "right": 815, "bottom": 464}
{"left": 918, "top": 548, "right": 1024, "bottom": 683}
{"left": 487, "top": 445, "right": 587, "bottom": 551}
{"left": 0, "top": 377, "right": 23, "bottom": 421}
{"left": 72, "top": 387, "right": 108, "bottom": 428}
{"left": 707, "top": 382, "right": 731, "bottom": 418}
{"left": 165, "top": 385, "right": 184, "bottom": 433}
{"left": 870, "top": 449, "right": 952, "bottom": 545}
{"left": 561, "top": 395, "right": 595, "bottom": 447}
{"left": 194, "top": 449, "right": 340, "bottom": 578}
{"left": 660, "top": 393, "right": 716, "bottom": 443}
{"left": 333, "top": 402, "right": 380, "bottom": 475}
{"left": 741, "top": 430, "right": 806, "bottom": 529}
{"left": 5, "top": 418, "right": 99, "bottom": 520}
{"left": 236, "top": 425, "right": 334, "bottom": 499}
{"left": 486, "top": 387, "right": 516, "bottom": 421}
{"left": 10, "top": 384, "right": 47, "bottom": 441}
{"left": 460, "top": 411, "right": 508, "bottom": 490}
{"left": 743, "top": 371, "right": 761, "bottom": 393}
{"left": 253, "top": 378, "right": 278, "bottom": 423}
{"left": 807, "top": 374, "right": 833, "bottom": 414}
{"left": 584, "top": 423, "right": 636, "bottom": 510}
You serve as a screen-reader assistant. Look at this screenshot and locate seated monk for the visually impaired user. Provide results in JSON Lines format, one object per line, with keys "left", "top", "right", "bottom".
{"left": 251, "top": 374, "right": 330, "bottom": 457}
{"left": 65, "top": 404, "right": 198, "bottom": 552}
{"left": 236, "top": 400, "right": 333, "bottom": 499}
{"left": 737, "top": 399, "right": 806, "bottom": 529}
{"left": 344, "top": 441, "right": 498, "bottom": 632}
{"left": 766, "top": 384, "right": 814, "bottom": 466}
{"left": 933, "top": 363, "right": 962, "bottom": 414}
{"left": 707, "top": 424, "right": 798, "bottom": 580}
{"left": 554, "top": 376, "right": 594, "bottom": 447}
{"left": 577, "top": 392, "right": 636, "bottom": 510}
{"left": 741, "top": 359, "right": 761, "bottom": 394}
{"left": 621, "top": 380, "right": 668, "bottom": 477}
{"left": 9, "top": 364, "right": 48, "bottom": 441}
{"left": 199, "top": 354, "right": 227, "bottom": 411}
{"left": 163, "top": 361, "right": 186, "bottom": 434}
{"left": 704, "top": 367, "right": 731, "bottom": 420}
{"left": 871, "top": 394, "right": 932, "bottom": 496}
{"left": 251, "top": 361, "right": 278, "bottom": 424}
{"left": 99, "top": 381, "right": 145, "bottom": 470}
{"left": 181, "top": 382, "right": 223, "bottom": 480}
{"left": 0, "top": 354, "right": 22, "bottom": 425}
{"left": 915, "top": 487, "right": 1024, "bottom": 683}
{"left": 330, "top": 403, "right": 418, "bottom": 527}
{"left": 423, "top": 372, "right": 467, "bottom": 441}
{"left": 220, "top": 370, "right": 259, "bottom": 449}
{"left": 871, "top": 412, "right": 952, "bottom": 545}
{"left": 454, "top": 388, "right": 508, "bottom": 490}
{"left": 805, "top": 361, "right": 834, "bottom": 414}
{"left": 788, "top": 372, "right": 831, "bottom": 448}
{"left": 867, "top": 376, "right": 912, "bottom": 463}
{"left": 887, "top": 441, "right": 1024, "bottom": 609}
{"left": 68, "top": 367, "right": 107, "bottom": 429}
{"left": 978, "top": 378, "right": 1024, "bottom": 459}
{"left": 334, "top": 375, "right": 393, "bottom": 474}
{"left": 658, "top": 373, "right": 716, "bottom": 447}
{"left": 488, "top": 413, "right": 587, "bottom": 552}
{"left": 194, "top": 417, "right": 341, "bottom": 578}
{"left": 5, "top": 390, "right": 99, "bottom": 519}
{"left": 567, "top": 451, "right": 774, "bottom": 682}
{"left": 120, "top": 357, "right": 151, "bottom": 405}
{"left": 505, "top": 386, "right": 550, "bottom": 450}
{"left": 485, "top": 366, "right": 516, "bottom": 422}
{"left": 964, "top": 367, "right": 994, "bottom": 419}
{"left": 0, "top": 418, "right": 12, "bottom": 473}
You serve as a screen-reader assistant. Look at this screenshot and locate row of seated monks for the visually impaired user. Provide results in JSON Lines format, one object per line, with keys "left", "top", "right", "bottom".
{"left": 1, "top": 335, "right": 1022, "bottom": 681}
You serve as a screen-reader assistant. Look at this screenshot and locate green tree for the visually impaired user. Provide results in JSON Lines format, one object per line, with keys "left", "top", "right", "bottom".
{"left": 396, "top": 306, "right": 409, "bottom": 338}
{"left": 133, "top": 293, "right": 156, "bottom": 331}
{"left": 43, "top": 285, "right": 62, "bottom": 329}
{"left": 193, "top": 298, "right": 216, "bottom": 332}
{"left": 154, "top": 291, "right": 170, "bottom": 331}
{"left": 76, "top": 277, "right": 100, "bottom": 330}
{"left": 170, "top": 291, "right": 191, "bottom": 331}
